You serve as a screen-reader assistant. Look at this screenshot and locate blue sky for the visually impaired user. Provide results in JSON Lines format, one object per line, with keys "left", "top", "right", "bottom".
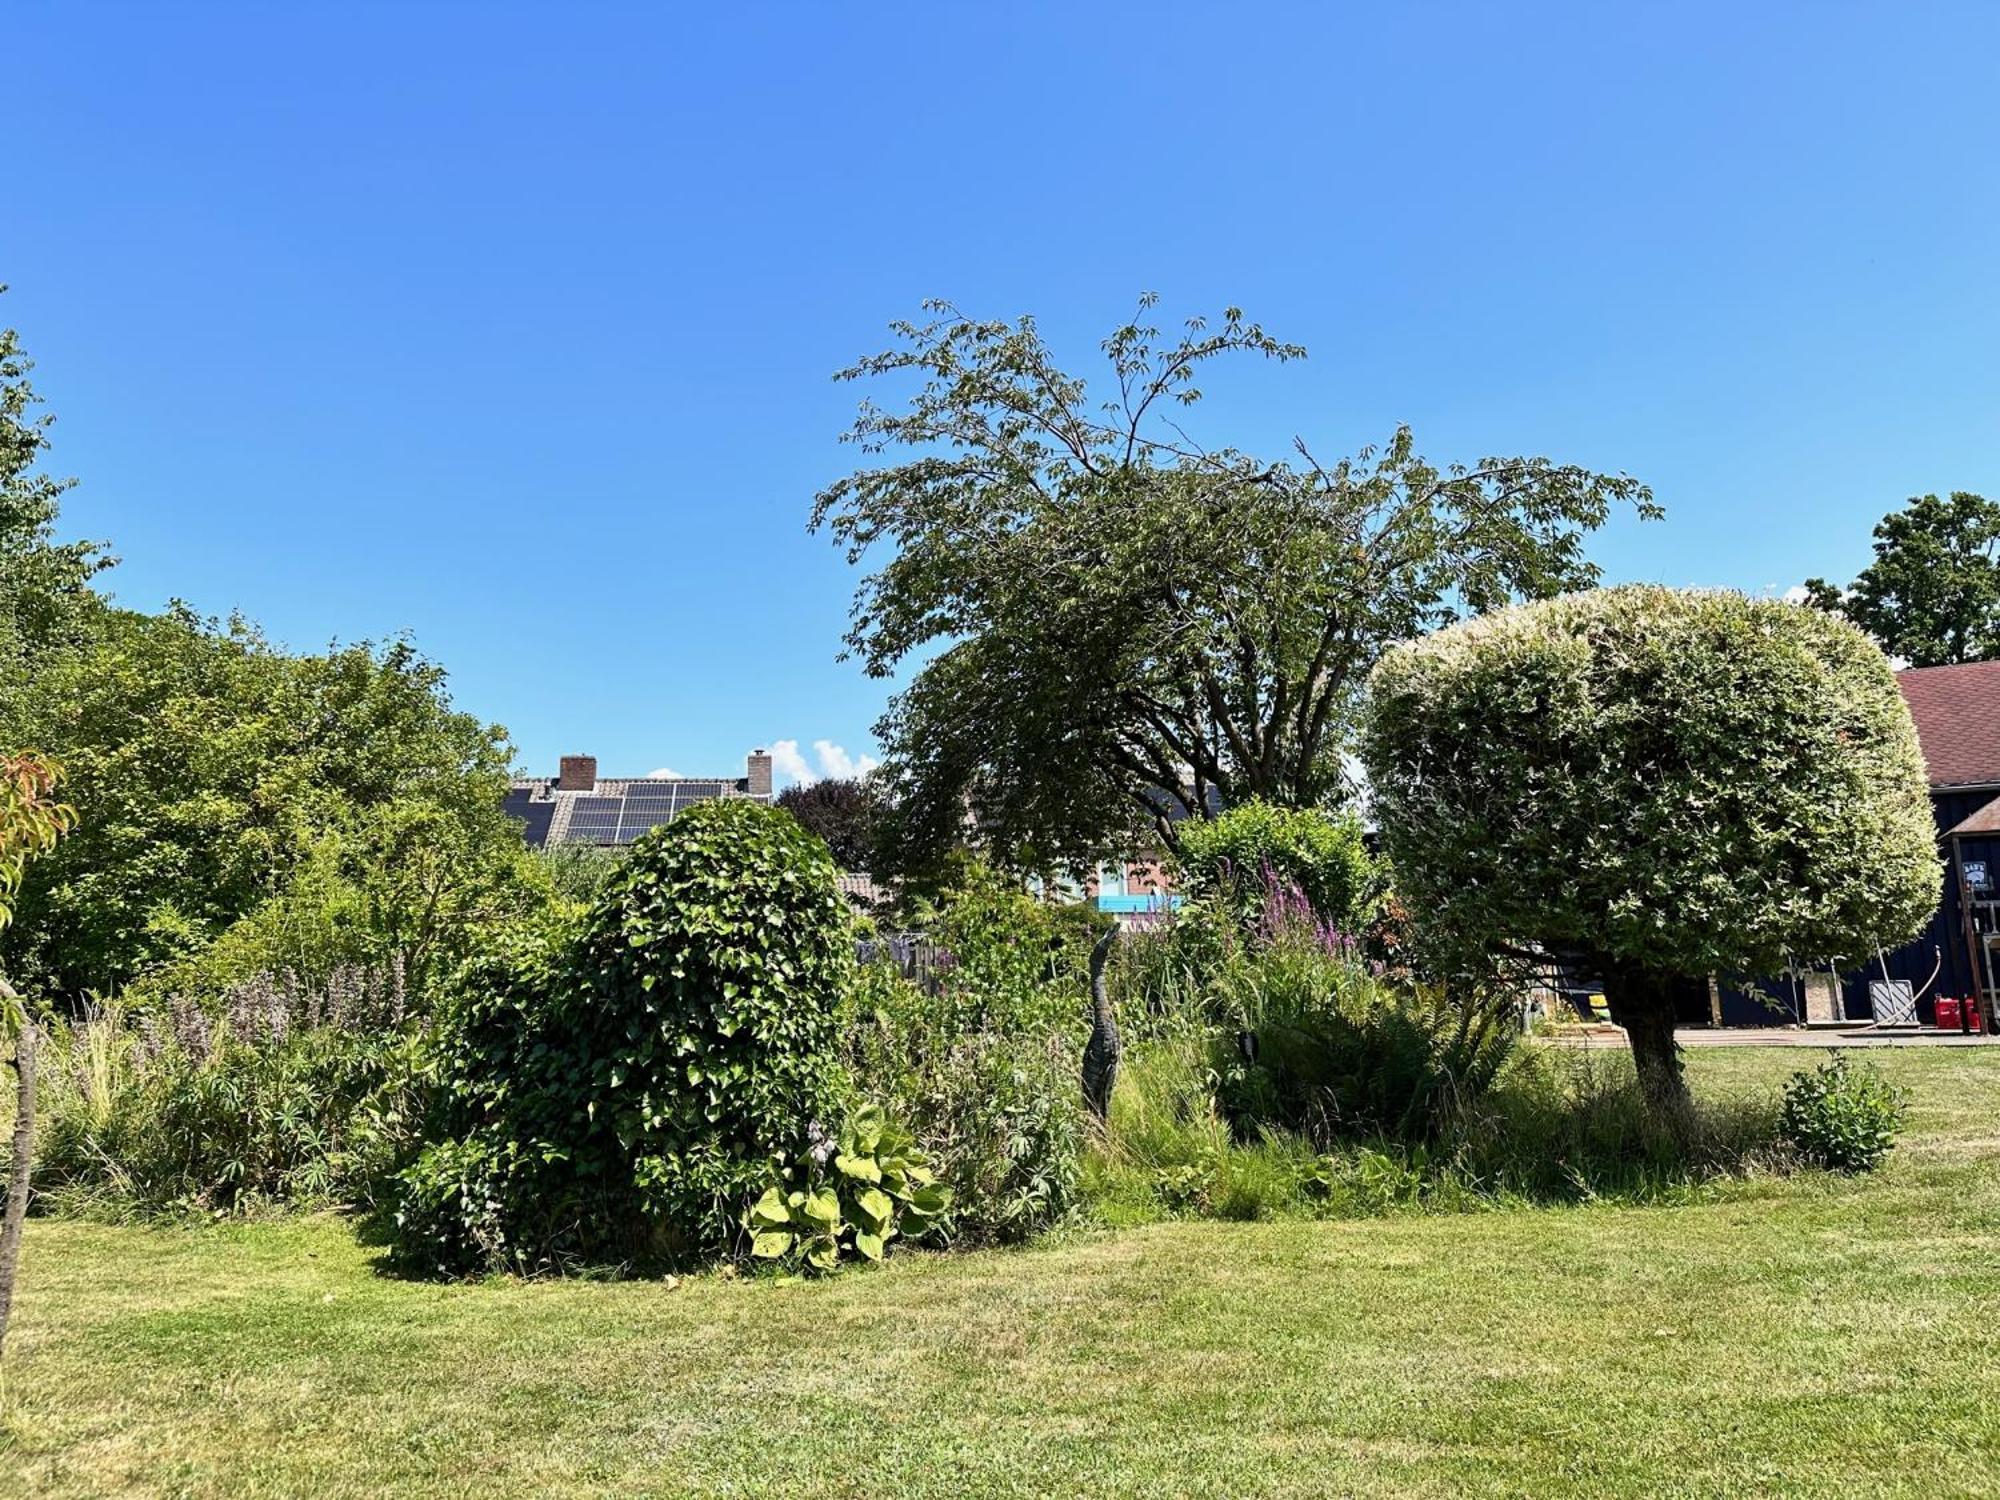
{"left": 8, "top": 3, "right": 1997, "bottom": 784}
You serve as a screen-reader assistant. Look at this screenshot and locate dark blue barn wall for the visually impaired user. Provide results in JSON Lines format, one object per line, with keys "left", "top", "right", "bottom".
{"left": 1712, "top": 788, "right": 1997, "bottom": 1025}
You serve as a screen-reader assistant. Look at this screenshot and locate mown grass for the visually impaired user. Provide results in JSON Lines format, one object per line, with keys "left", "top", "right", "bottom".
{"left": 5, "top": 1046, "right": 1999, "bottom": 1498}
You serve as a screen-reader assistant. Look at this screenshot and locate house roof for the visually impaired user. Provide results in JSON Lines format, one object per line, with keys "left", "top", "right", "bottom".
{"left": 504, "top": 775, "right": 758, "bottom": 848}
{"left": 1946, "top": 794, "right": 2000, "bottom": 837}
{"left": 1898, "top": 661, "right": 2000, "bottom": 790}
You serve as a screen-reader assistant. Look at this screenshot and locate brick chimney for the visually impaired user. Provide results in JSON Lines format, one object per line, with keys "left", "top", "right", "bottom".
{"left": 557, "top": 754, "right": 598, "bottom": 792}
{"left": 746, "top": 748, "right": 773, "bottom": 798}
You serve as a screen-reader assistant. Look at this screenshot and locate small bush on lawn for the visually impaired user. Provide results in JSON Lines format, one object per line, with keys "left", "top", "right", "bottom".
{"left": 392, "top": 799, "right": 854, "bottom": 1276}
{"left": 1779, "top": 1052, "right": 1906, "bottom": 1173}
{"left": 745, "top": 1103, "right": 950, "bottom": 1272}
{"left": 845, "top": 960, "right": 1083, "bottom": 1245}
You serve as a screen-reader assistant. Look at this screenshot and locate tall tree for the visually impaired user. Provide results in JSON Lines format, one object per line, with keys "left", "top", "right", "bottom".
{"left": 814, "top": 298, "right": 1657, "bottom": 876}
{"left": 1803, "top": 491, "right": 2000, "bottom": 666}
{"left": 0, "top": 752, "right": 71, "bottom": 1360}
{"left": 0, "top": 290, "right": 109, "bottom": 670}
{"left": 0, "top": 606, "right": 529, "bottom": 999}
{"left": 775, "top": 776, "right": 880, "bottom": 870}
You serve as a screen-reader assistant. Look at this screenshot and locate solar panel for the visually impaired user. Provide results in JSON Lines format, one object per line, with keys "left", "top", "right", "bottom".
{"left": 533, "top": 783, "right": 747, "bottom": 846}
{"left": 617, "top": 802, "right": 676, "bottom": 841}
{"left": 563, "top": 793, "right": 624, "bottom": 845}
{"left": 509, "top": 799, "right": 555, "bottom": 847}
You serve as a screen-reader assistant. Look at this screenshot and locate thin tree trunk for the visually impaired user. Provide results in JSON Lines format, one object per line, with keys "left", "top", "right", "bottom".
{"left": 1600, "top": 963, "right": 1690, "bottom": 1116}
{"left": 1081, "top": 926, "right": 1121, "bottom": 1121}
{"left": 0, "top": 999, "right": 36, "bottom": 1360}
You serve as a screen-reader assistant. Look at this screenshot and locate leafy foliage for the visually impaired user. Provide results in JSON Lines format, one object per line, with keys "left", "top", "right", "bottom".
{"left": 1779, "top": 1052, "right": 1905, "bottom": 1172}
{"left": 0, "top": 605, "right": 532, "bottom": 999}
{"left": 745, "top": 1103, "right": 950, "bottom": 1271}
{"left": 844, "top": 961, "right": 1084, "bottom": 1246}
{"left": 0, "top": 754, "right": 71, "bottom": 936}
{"left": 775, "top": 777, "right": 881, "bottom": 871}
{"left": 0, "top": 293, "right": 108, "bottom": 671}
{"left": 1804, "top": 491, "right": 2000, "bottom": 665}
{"left": 394, "top": 799, "right": 855, "bottom": 1276}
{"left": 1363, "top": 585, "right": 1940, "bottom": 1105}
{"left": 915, "top": 861, "right": 1102, "bottom": 1034}
{"left": 580, "top": 798, "right": 855, "bottom": 1243}
{"left": 1177, "top": 800, "right": 1377, "bottom": 933}
{"left": 813, "top": 297, "right": 1656, "bottom": 876}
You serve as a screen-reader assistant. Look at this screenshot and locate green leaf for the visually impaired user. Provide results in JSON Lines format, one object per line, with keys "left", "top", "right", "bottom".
{"left": 854, "top": 1231, "right": 885, "bottom": 1262}
{"left": 834, "top": 1152, "right": 882, "bottom": 1184}
{"left": 802, "top": 1188, "right": 842, "bottom": 1229}
{"left": 748, "top": 1187, "right": 791, "bottom": 1227}
{"left": 849, "top": 1104, "right": 886, "bottom": 1153}
{"left": 854, "top": 1186, "right": 894, "bottom": 1229}
{"left": 750, "top": 1229, "right": 794, "bottom": 1259}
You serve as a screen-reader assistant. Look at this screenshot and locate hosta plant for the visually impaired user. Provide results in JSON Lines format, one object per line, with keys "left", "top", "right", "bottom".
{"left": 745, "top": 1105, "right": 950, "bottom": 1272}
{"left": 1780, "top": 1052, "right": 1906, "bottom": 1173}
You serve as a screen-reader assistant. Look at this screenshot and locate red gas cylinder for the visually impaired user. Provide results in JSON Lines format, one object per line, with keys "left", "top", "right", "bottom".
{"left": 1971, "top": 1005, "right": 1986, "bottom": 1034}
{"left": 1936, "top": 996, "right": 1963, "bottom": 1031}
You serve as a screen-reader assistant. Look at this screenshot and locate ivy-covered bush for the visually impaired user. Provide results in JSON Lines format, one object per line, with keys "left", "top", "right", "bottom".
{"left": 576, "top": 798, "right": 854, "bottom": 1246}
{"left": 1780, "top": 1053, "right": 1906, "bottom": 1173}
{"left": 1177, "top": 800, "right": 1378, "bottom": 935}
{"left": 745, "top": 1104, "right": 950, "bottom": 1272}
{"left": 389, "top": 919, "right": 607, "bottom": 1275}
{"left": 392, "top": 799, "right": 855, "bottom": 1276}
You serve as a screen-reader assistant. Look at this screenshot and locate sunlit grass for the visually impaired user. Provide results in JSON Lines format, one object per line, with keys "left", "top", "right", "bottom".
{"left": 5, "top": 1046, "right": 1998, "bottom": 1498}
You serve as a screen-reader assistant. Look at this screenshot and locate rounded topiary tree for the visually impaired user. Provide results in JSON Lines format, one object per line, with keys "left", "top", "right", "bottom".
{"left": 1361, "top": 586, "right": 1938, "bottom": 1110}
{"left": 578, "top": 796, "right": 854, "bottom": 1247}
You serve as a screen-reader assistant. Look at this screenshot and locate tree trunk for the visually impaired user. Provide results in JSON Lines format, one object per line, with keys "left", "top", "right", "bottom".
{"left": 1600, "top": 964, "right": 1690, "bottom": 1115}
{"left": 0, "top": 1009, "right": 37, "bottom": 1360}
{"left": 1081, "top": 926, "right": 1121, "bottom": 1121}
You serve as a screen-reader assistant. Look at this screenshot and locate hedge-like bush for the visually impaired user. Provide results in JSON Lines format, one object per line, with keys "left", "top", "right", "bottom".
{"left": 393, "top": 799, "right": 854, "bottom": 1275}
{"left": 1177, "top": 801, "right": 1377, "bottom": 935}
{"left": 579, "top": 797, "right": 853, "bottom": 1247}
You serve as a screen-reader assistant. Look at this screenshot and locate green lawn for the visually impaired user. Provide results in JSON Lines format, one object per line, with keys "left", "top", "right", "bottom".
{"left": 6, "top": 1047, "right": 2000, "bottom": 1498}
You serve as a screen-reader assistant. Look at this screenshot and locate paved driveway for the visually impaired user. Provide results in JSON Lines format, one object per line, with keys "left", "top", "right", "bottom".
{"left": 1555, "top": 1024, "right": 1998, "bottom": 1048}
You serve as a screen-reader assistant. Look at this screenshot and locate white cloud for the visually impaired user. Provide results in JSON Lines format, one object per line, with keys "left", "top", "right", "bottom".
{"left": 646, "top": 765, "right": 682, "bottom": 779}
{"left": 813, "top": 739, "right": 880, "bottom": 781}
{"left": 769, "top": 740, "right": 815, "bottom": 786}
{"left": 1782, "top": 585, "right": 1810, "bottom": 605}
{"left": 768, "top": 737, "right": 881, "bottom": 788}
